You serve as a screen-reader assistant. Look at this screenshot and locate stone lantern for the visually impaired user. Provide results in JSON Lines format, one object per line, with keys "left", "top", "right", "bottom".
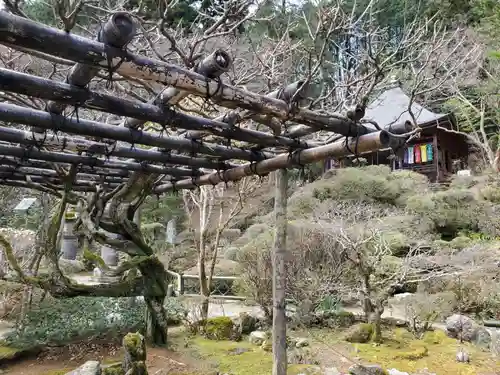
{"left": 61, "top": 210, "right": 79, "bottom": 260}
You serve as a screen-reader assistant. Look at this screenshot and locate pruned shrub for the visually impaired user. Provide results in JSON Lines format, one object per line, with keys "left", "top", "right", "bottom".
{"left": 406, "top": 189, "right": 489, "bottom": 237}
{"left": 203, "top": 316, "right": 234, "bottom": 340}
{"left": 311, "top": 167, "right": 402, "bottom": 205}
{"left": 479, "top": 185, "right": 500, "bottom": 204}
{"left": 449, "top": 236, "right": 472, "bottom": 250}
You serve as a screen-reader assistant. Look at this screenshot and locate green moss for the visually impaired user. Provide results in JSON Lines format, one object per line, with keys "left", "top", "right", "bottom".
{"left": 190, "top": 336, "right": 319, "bottom": 375}
{"left": 41, "top": 369, "right": 72, "bottom": 375}
{"left": 0, "top": 345, "right": 23, "bottom": 360}
{"left": 204, "top": 317, "right": 234, "bottom": 340}
{"left": 352, "top": 328, "right": 500, "bottom": 375}
{"left": 102, "top": 367, "right": 125, "bottom": 375}
{"left": 82, "top": 248, "right": 106, "bottom": 269}
{"left": 422, "top": 330, "right": 448, "bottom": 345}
{"left": 64, "top": 211, "right": 77, "bottom": 220}
{"left": 123, "top": 332, "right": 145, "bottom": 360}
{"left": 393, "top": 345, "right": 428, "bottom": 360}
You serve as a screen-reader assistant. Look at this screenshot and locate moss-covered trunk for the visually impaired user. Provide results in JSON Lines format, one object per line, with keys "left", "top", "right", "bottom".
{"left": 144, "top": 295, "right": 168, "bottom": 346}
{"left": 140, "top": 257, "right": 170, "bottom": 346}
{"left": 369, "top": 302, "right": 384, "bottom": 343}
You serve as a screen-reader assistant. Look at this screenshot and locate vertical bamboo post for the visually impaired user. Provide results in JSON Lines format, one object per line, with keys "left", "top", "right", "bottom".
{"left": 272, "top": 169, "right": 288, "bottom": 375}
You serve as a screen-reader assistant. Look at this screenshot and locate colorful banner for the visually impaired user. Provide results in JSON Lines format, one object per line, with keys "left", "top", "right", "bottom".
{"left": 405, "top": 143, "right": 433, "bottom": 164}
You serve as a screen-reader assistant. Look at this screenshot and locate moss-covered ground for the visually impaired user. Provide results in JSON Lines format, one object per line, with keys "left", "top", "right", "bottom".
{"left": 183, "top": 336, "right": 320, "bottom": 375}
{"left": 354, "top": 329, "right": 500, "bottom": 375}
{"left": 302, "top": 327, "right": 500, "bottom": 375}
{"left": 5, "top": 325, "right": 500, "bottom": 375}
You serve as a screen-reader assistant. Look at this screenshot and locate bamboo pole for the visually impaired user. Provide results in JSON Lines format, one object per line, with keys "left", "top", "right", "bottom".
{"left": 0, "top": 101, "right": 273, "bottom": 162}
{"left": 0, "top": 12, "right": 371, "bottom": 137}
{"left": 155, "top": 131, "right": 392, "bottom": 192}
{"left": 0, "top": 68, "right": 310, "bottom": 150}
{"left": 0, "top": 125, "right": 223, "bottom": 172}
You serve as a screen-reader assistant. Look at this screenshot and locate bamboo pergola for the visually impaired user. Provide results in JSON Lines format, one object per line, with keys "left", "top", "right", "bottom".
{"left": 0, "top": 10, "right": 416, "bottom": 365}
{"left": 0, "top": 11, "right": 402, "bottom": 193}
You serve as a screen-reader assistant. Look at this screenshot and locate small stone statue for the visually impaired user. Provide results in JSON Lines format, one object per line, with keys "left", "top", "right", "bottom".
{"left": 456, "top": 348, "right": 470, "bottom": 363}
{"left": 93, "top": 267, "right": 102, "bottom": 279}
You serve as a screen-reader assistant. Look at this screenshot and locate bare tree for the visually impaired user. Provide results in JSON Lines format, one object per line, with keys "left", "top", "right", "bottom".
{"left": 319, "top": 206, "right": 454, "bottom": 342}
{"left": 182, "top": 177, "right": 259, "bottom": 319}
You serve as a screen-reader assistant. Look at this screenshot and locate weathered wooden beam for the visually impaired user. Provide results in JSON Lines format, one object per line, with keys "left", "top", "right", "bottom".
{"left": 0, "top": 156, "right": 128, "bottom": 177}
{"left": 0, "top": 125, "right": 219, "bottom": 173}
{"left": 0, "top": 12, "right": 371, "bottom": 137}
{"left": 47, "top": 12, "right": 136, "bottom": 116}
{"left": 125, "top": 49, "right": 232, "bottom": 130}
{"left": 0, "top": 172, "right": 122, "bottom": 188}
{"left": 185, "top": 81, "right": 308, "bottom": 140}
{"left": 0, "top": 179, "right": 100, "bottom": 192}
{"left": 155, "top": 131, "right": 392, "bottom": 192}
{"left": 0, "top": 143, "right": 207, "bottom": 177}
{"left": 0, "top": 68, "right": 310, "bottom": 150}
{"left": 0, "top": 101, "right": 271, "bottom": 162}
{"left": 285, "top": 119, "right": 413, "bottom": 139}
{"left": 0, "top": 165, "right": 132, "bottom": 182}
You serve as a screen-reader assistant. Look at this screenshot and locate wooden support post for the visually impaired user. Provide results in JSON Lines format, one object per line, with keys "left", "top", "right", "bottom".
{"left": 272, "top": 169, "right": 288, "bottom": 375}
{"left": 433, "top": 134, "right": 439, "bottom": 183}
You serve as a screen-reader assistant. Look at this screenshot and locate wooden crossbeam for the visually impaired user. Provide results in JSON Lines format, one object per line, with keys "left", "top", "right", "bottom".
{"left": 0, "top": 156, "right": 129, "bottom": 177}
{"left": 44, "top": 12, "right": 136, "bottom": 119}
{"left": 0, "top": 125, "right": 219, "bottom": 174}
{"left": 0, "top": 143, "right": 208, "bottom": 176}
{"left": 0, "top": 165, "right": 130, "bottom": 182}
{"left": 155, "top": 131, "right": 393, "bottom": 192}
{"left": 0, "top": 102, "right": 271, "bottom": 162}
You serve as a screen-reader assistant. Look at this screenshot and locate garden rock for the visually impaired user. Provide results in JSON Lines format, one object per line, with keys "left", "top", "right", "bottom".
{"left": 261, "top": 339, "right": 272, "bottom": 352}
{"left": 473, "top": 327, "right": 491, "bottom": 348}
{"left": 232, "top": 312, "right": 257, "bottom": 335}
{"left": 295, "top": 337, "right": 310, "bottom": 348}
{"left": 65, "top": 361, "right": 101, "bottom": 375}
{"left": 344, "top": 323, "right": 374, "bottom": 343}
{"left": 445, "top": 314, "right": 491, "bottom": 345}
{"left": 249, "top": 330, "right": 267, "bottom": 345}
{"left": 58, "top": 259, "right": 86, "bottom": 274}
{"left": 456, "top": 349, "right": 470, "bottom": 363}
{"left": 388, "top": 370, "right": 409, "bottom": 375}
{"left": 349, "top": 364, "right": 386, "bottom": 375}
